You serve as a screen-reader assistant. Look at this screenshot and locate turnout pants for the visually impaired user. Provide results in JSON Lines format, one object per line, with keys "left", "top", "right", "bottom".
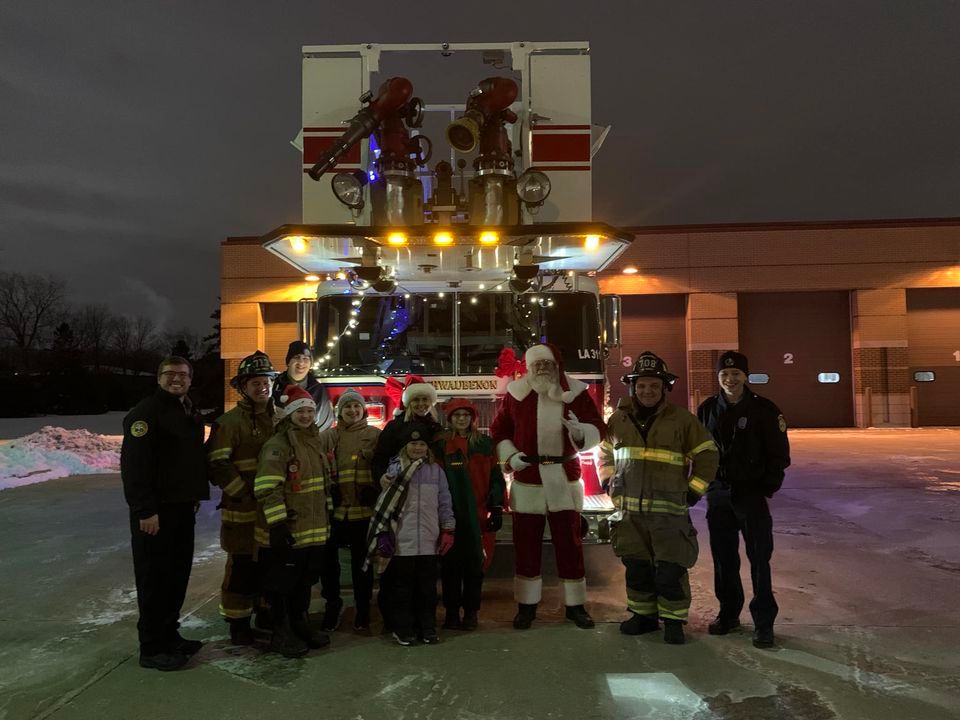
{"left": 384, "top": 555, "right": 439, "bottom": 638}
{"left": 512, "top": 510, "right": 586, "bottom": 606}
{"left": 130, "top": 503, "right": 196, "bottom": 654}
{"left": 707, "top": 490, "right": 778, "bottom": 631}
{"left": 612, "top": 511, "right": 699, "bottom": 622}
{"left": 220, "top": 553, "right": 262, "bottom": 620}
{"left": 319, "top": 519, "right": 374, "bottom": 611}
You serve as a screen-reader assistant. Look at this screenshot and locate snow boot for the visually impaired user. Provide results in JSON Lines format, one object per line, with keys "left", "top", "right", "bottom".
{"left": 269, "top": 599, "right": 309, "bottom": 659}
{"left": 228, "top": 618, "right": 255, "bottom": 646}
{"left": 442, "top": 608, "right": 461, "bottom": 630}
{"left": 513, "top": 603, "right": 537, "bottom": 630}
{"left": 663, "top": 619, "right": 686, "bottom": 645}
{"left": 619, "top": 613, "right": 659, "bottom": 635}
{"left": 460, "top": 609, "right": 479, "bottom": 631}
{"left": 565, "top": 605, "right": 595, "bottom": 629}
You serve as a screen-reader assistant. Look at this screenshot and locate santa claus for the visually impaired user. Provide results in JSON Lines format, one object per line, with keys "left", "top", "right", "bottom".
{"left": 490, "top": 343, "right": 606, "bottom": 629}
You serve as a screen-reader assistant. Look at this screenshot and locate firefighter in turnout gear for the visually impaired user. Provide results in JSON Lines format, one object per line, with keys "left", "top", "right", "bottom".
{"left": 600, "top": 352, "right": 719, "bottom": 644}
{"left": 207, "top": 351, "right": 278, "bottom": 645}
{"left": 697, "top": 351, "right": 791, "bottom": 649}
{"left": 254, "top": 384, "right": 336, "bottom": 658}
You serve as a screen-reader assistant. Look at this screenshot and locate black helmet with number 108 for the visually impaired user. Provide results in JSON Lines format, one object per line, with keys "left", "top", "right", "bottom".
{"left": 621, "top": 351, "right": 678, "bottom": 391}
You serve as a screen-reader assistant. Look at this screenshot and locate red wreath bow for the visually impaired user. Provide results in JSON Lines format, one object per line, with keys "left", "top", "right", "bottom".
{"left": 494, "top": 348, "right": 526, "bottom": 379}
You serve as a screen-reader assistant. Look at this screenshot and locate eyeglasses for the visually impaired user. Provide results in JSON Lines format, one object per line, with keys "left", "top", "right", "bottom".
{"left": 160, "top": 371, "right": 190, "bottom": 379}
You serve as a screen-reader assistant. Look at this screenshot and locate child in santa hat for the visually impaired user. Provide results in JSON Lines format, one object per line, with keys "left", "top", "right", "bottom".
{"left": 438, "top": 398, "right": 505, "bottom": 631}
{"left": 253, "top": 384, "right": 336, "bottom": 658}
{"left": 365, "top": 422, "right": 455, "bottom": 646}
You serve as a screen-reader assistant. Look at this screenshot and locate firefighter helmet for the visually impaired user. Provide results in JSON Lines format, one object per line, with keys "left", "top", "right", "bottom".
{"left": 230, "top": 351, "right": 279, "bottom": 389}
{"left": 621, "top": 351, "right": 678, "bottom": 390}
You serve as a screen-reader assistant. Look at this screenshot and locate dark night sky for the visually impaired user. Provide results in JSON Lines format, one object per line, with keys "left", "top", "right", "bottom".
{"left": 2, "top": 1, "right": 959, "bottom": 332}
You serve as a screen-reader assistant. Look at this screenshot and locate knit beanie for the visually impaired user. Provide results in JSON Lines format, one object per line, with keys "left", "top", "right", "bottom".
{"left": 336, "top": 388, "right": 367, "bottom": 418}
{"left": 717, "top": 351, "right": 750, "bottom": 375}
{"left": 285, "top": 340, "right": 312, "bottom": 365}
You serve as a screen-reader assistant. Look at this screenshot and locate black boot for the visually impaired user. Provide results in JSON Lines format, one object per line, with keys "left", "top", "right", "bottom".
{"left": 320, "top": 598, "right": 343, "bottom": 632}
{"left": 228, "top": 617, "right": 255, "bottom": 646}
{"left": 269, "top": 598, "right": 309, "bottom": 659}
{"left": 707, "top": 615, "right": 741, "bottom": 636}
{"left": 565, "top": 605, "right": 595, "bottom": 629}
{"left": 353, "top": 605, "right": 371, "bottom": 631}
{"left": 460, "top": 609, "right": 479, "bottom": 631}
{"left": 752, "top": 627, "right": 776, "bottom": 649}
{"left": 254, "top": 609, "right": 273, "bottom": 631}
{"left": 442, "top": 608, "right": 461, "bottom": 630}
{"left": 291, "top": 612, "right": 331, "bottom": 649}
{"left": 663, "top": 619, "right": 685, "bottom": 645}
{"left": 619, "top": 613, "right": 659, "bottom": 635}
{"left": 513, "top": 603, "right": 537, "bottom": 630}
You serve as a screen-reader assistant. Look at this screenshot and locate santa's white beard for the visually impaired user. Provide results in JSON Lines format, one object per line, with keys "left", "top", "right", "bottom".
{"left": 529, "top": 373, "right": 563, "bottom": 401}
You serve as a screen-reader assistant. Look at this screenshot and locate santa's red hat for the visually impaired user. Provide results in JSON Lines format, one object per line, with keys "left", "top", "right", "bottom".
{"left": 278, "top": 384, "right": 316, "bottom": 417}
{"left": 524, "top": 343, "right": 571, "bottom": 400}
{"left": 402, "top": 376, "right": 437, "bottom": 406}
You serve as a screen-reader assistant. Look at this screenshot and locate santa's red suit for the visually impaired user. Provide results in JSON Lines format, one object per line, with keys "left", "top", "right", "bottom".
{"left": 489, "top": 344, "right": 606, "bottom": 609}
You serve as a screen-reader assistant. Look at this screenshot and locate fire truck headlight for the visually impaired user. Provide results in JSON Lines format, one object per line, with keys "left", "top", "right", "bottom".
{"left": 331, "top": 171, "right": 367, "bottom": 209}
{"left": 516, "top": 169, "right": 551, "bottom": 206}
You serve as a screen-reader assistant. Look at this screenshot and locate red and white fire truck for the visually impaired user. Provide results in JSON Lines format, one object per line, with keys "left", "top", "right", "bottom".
{"left": 258, "top": 42, "right": 632, "bottom": 540}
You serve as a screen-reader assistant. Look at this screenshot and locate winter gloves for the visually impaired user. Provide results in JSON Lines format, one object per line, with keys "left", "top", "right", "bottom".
{"left": 508, "top": 453, "right": 531, "bottom": 472}
{"left": 375, "top": 532, "right": 395, "bottom": 558}
{"left": 560, "top": 411, "right": 586, "bottom": 446}
{"left": 686, "top": 490, "right": 703, "bottom": 507}
{"left": 486, "top": 507, "right": 503, "bottom": 532}
{"left": 437, "top": 529, "right": 455, "bottom": 556}
{"left": 269, "top": 523, "right": 296, "bottom": 549}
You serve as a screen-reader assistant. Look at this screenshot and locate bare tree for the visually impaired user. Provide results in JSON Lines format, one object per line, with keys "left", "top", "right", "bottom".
{"left": 0, "top": 272, "right": 66, "bottom": 369}
{"left": 111, "top": 315, "right": 134, "bottom": 375}
{"left": 76, "top": 304, "right": 115, "bottom": 372}
{"left": 132, "top": 315, "right": 159, "bottom": 370}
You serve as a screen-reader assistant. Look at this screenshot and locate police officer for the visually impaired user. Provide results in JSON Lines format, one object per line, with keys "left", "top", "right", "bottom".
{"left": 207, "top": 351, "right": 278, "bottom": 645}
{"left": 272, "top": 340, "right": 334, "bottom": 430}
{"left": 121, "top": 356, "right": 209, "bottom": 671}
{"left": 697, "top": 351, "right": 790, "bottom": 649}
{"left": 600, "top": 352, "right": 719, "bottom": 644}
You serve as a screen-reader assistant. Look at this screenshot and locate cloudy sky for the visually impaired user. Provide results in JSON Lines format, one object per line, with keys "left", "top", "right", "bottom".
{"left": 2, "top": 1, "right": 958, "bottom": 332}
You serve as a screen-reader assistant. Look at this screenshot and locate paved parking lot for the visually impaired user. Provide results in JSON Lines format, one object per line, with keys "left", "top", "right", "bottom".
{"left": 1, "top": 428, "right": 958, "bottom": 720}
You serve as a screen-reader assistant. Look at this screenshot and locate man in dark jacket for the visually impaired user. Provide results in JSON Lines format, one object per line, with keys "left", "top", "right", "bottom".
{"left": 272, "top": 340, "right": 334, "bottom": 430}
{"left": 121, "top": 356, "right": 209, "bottom": 670}
{"left": 697, "top": 351, "right": 790, "bottom": 648}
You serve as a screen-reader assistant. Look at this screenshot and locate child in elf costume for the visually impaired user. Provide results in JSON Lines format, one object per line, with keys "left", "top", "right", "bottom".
{"left": 439, "top": 398, "right": 506, "bottom": 631}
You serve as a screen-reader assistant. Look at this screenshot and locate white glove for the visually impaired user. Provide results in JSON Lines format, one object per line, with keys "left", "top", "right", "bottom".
{"left": 561, "top": 411, "right": 586, "bottom": 446}
{"left": 509, "top": 453, "right": 531, "bottom": 472}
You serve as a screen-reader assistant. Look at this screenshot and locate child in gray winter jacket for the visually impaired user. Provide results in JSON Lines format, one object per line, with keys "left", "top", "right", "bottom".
{"left": 368, "top": 422, "right": 454, "bottom": 645}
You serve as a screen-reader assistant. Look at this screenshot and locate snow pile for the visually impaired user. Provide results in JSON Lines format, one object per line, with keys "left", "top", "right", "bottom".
{"left": 0, "top": 426, "right": 121, "bottom": 490}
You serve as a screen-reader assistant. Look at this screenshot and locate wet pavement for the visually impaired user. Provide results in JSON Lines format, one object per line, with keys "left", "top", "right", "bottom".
{"left": 1, "top": 428, "right": 958, "bottom": 720}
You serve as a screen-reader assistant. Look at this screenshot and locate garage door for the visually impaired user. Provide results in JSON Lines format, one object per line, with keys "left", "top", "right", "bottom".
{"left": 907, "top": 288, "right": 960, "bottom": 426}
{"left": 738, "top": 291, "right": 854, "bottom": 428}
{"left": 606, "top": 294, "right": 688, "bottom": 412}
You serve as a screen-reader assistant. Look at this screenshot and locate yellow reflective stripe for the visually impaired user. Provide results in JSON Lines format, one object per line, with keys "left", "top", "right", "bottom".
{"left": 614, "top": 447, "right": 686, "bottom": 466}
{"left": 658, "top": 604, "right": 689, "bottom": 621}
{"left": 291, "top": 527, "right": 330, "bottom": 543}
{"left": 334, "top": 507, "right": 373, "bottom": 521}
{"left": 208, "top": 447, "right": 232, "bottom": 461}
{"left": 626, "top": 599, "right": 658, "bottom": 615}
{"left": 223, "top": 477, "right": 246, "bottom": 496}
{"left": 254, "top": 528, "right": 270, "bottom": 544}
{"left": 688, "top": 476, "right": 709, "bottom": 495}
{"left": 219, "top": 604, "right": 253, "bottom": 619}
{"left": 687, "top": 440, "right": 717, "bottom": 457}
{"left": 263, "top": 504, "right": 287, "bottom": 523}
{"left": 234, "top": 458, "right": 259, "bottom": 471}
{"left": 221, "top": 509, "right": 257, "bottom": 523}
{"left": 290, "top": 477, "right": 325, "bottom": 494}
{"left": 623, "top": 496, "right": 689, "bottom": 515}
{"left": 254, "top": 475, "right": 285, "bottom": 492}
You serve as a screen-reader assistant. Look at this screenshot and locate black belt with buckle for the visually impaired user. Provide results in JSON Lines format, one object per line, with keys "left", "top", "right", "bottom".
{"left": 523, "top": 455, "right": 578, "bottom": 465}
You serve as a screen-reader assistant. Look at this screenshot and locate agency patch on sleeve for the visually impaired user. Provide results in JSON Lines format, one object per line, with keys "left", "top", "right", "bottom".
{"left": 777, "top": 415, "right": 787, "bottom": 432}
{"left": 131, "top": 420, "right": 149, "bottom": 437}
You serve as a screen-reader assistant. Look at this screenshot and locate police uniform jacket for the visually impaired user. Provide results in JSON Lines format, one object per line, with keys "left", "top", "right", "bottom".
{"left": 697, "top": 388, "right": 790, "bottom": 499}
{"left": 121, "top": 388, "right": 208, "bottom": 519}
{"left": 600, "top": 397, "right": 718, "bottom": 517}
{"left": 207, "top": 398, "right": 275, "bottom": 554}
{"left": 253, "top": 418, "right": 337, "bottom": 548}
{"left": 319, "top": 420, "right": 381, "bottom": 522}
{"left": 272, "top": 371, "right": 334, "bottom": 431}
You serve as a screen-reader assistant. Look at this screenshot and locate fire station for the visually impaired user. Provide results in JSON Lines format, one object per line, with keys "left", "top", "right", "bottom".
{"left": 219, "top": 41, "right": 960, "bottom": 429}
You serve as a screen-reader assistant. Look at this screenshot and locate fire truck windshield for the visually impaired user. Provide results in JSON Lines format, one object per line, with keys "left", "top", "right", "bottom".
{"left": 314, "top": 291, "right": 602, "bottom": 376}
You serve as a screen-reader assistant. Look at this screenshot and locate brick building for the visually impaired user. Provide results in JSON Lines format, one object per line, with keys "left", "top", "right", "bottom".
{"left": 221, "top": 217, "right": 960, "bottom": 428}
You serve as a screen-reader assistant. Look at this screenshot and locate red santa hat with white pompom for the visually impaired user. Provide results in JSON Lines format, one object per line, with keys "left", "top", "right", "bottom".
{"left": 278, "top": 384, "right": 316, "bottom": 418}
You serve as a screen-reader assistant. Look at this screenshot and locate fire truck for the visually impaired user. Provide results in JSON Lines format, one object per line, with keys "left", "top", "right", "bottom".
{"left": 251, "top": 42, "right": 632, "bottom": 541}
